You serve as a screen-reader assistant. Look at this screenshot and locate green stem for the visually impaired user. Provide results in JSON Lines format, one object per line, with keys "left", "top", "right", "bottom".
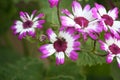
{"left": 92, "top": 40, "right": 97, "bottom": 52}
{"left": 22, "top": 39, "right": 30, "bottom": 57}
{"left": 94, "top": 51, "right": 108, "bottom": 57}
{"left": 57, "top": 0, "right": 61, "bottom": 26}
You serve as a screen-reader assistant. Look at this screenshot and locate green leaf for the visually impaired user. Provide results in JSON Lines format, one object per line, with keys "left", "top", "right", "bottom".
{"left": 0, "top": 57, "right": 45, "bottom": 80}
{"left": 0, "top": 47, "right": 21, "bottom": 65}
{"left": 77, "top": 51, "right": 105, "bottom": 66}
{"left": 111, "top": 61, "right": 120, "bottom": 80}
{"left": 46, "top": 62, "right": 86, "bottom": 80}
{"left": 77, "top": 39, "right": 106, "bottom": 66}
{"left": 86, "top": 64, "right": 113, "bottom": 80}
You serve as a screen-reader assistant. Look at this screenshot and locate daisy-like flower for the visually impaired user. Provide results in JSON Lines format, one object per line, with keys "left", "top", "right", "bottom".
{"left": 61, "top": 1, "right": 101, "bottom": 40}
{"left": 92, "top": 3, "right": 120, "bottom": 38}
{"left": 39, "top": 28, "right": 80, "bottom": 65}
{"left": 11, "top": 10, "right": 45, "bottom": 40}
{"left": 99, "top": 33, "right": 120, "bottom": 68}
{"left": 48, "top": 0, "right": 59, "bottom": 8}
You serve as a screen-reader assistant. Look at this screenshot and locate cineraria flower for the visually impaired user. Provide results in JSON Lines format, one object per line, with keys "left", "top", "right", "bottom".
{"left": 11, "top": 10, "right": 45, "bottom": 40}
{"left": 92, "top": 3, "right": 120, "bottom": 38}
{"left": 39, "top": 28, "right": 80, "bottom": 65}
{"left": 61, "top": 1, "right": 101, "bottom": 40}
{"left": 99, "top": 33, "right": 120, "bottom": 68}
{"left": 48, "top": 0, "right": 59, "bottom": 8}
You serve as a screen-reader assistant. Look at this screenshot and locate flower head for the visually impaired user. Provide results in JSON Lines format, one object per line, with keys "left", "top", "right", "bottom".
{"left": 61, "top": 1, "right": 101, "bottom": 40}
{"left": 11, "top": 10, "right": 45, "bottom": 40}
{"left": 99, "top": 33, "right": 120, "bottom": 68}
{"left": 92, "top": 3, "right": 120, "bottom": 38}
{"left": 48, "top": 0, "right": 59, "bottom": 8}
{"left": 39, "top": 28, "right": 80, "bottom": 65}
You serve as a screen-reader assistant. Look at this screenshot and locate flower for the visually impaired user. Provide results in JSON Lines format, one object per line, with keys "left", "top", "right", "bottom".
{"left": 39, "top": 28, "right": 80, "bottom": 65}
{"left": 11, "top": 10, "right": 45, "bottom": 40}
{"left": 60, "top": 1, "right": 101, "bottom": 40}
{"left": 99, "top": 33, "right": 120, "bottom": 68}
{"left": 48, "top": 0, "right": 59, "bottom": 8}
{"left": 92, "top": 3, "right": 120, "bottom": 38}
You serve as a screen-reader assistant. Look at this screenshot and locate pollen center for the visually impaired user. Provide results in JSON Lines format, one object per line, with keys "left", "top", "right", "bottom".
{"left": 23, "top": 20, "right": 33, "bottom": 29}
{"left": 53, "top": 38, "right": 67, "bottom": 52}
{"left": 74, "top": 17, "right": 89, "bottom": 28}
{"left": 109, "top": 43, "right": 120, "bottom": 54}
{"left": 101, "top": 15, "right": 113, "bottom": 26}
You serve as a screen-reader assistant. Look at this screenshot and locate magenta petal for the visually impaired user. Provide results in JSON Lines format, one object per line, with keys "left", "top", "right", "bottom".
{"left": 48, "top": 0, "right": 59, "bottom": 8}
{"left": 69, "top": 51, "right": 78, "bottom": 61}
{"left": 32, "top": 10, "right": 37, "bottom": 16}
{"left": 83, "top": 4, "right": 90, "bottom": 11}
{"left": 28, "top": 31, "right": 36, "bottom": 37}
{"left": 56, "top": 57, "right": 64, "bottom": 65}
{"left": 98, "top": 40, "right": 107, "bottom": 51}
{"left": 88, "top": 32, "right": 98, "bottom": 40}
{"left": 46, "top": 28, "right": 56, "bottom": 39}
{"left": 72, "top": 1, "right": 82, "bottom": 16}
{"left": 110, "top": 29, "right": 120, "bottom": 38}
{"left": 106, "top": 54, "right": 114, "bottom": 64}
{"left": 18, "top": 33, "right": 24, "bottom": 40}
{"left": 73, "top": 41, "right": 80, "bottom": 48}
{"left": 73, "top": 34, "right": 80, "bottom": 40}
{"left": 66, "top": 27, "right": 75, "bottom": 34}
{"left": 37, "top": 13, "right": 45, "bottom": 18}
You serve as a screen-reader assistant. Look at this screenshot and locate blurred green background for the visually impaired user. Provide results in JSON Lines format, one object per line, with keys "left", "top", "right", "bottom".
{"left": 0, "top": 0, "right": 120, "bottom": 80}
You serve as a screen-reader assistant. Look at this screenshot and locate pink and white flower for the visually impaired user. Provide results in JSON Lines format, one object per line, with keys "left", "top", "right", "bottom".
{"left": 61, "top": 1, "right": 101, "bottom": 40}
{"left": 48, "top": 0, "right": 59, "bottom": 8}
{"left": 92, "top": 3, "right": 120, "bottom": 38}
{"left": 39, "top": 28, "right": 80, "bottom": 65}
{"left": 11, "top": 10, "right": 45, "bottom": 40}
{"left": 99, "top": 33, "right": 120, "bottom": 68}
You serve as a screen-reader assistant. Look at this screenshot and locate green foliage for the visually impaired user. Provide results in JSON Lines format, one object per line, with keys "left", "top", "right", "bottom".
{"left": 46, "top": 62, "right": 86, "bottom": 80}
{"left": 77, "top": 39, "right": 106, "bottom": 66}
{"left": 111, "top": 62, "right": 120, "bottom": 80}
{"left": 1, "top": 0, "right": 120, "bottom": 80}
{"left": 77, "top": 51, "right": 106, "bottom": 66}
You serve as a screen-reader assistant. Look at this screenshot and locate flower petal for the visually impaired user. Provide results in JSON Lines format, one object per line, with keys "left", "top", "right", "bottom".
{"left": 72, "top": 1, "right": 82, "bottom": 17}
{"left": 46, "top": 28, "right": 57, "bottom": 43}
{"left": 106, "top": 54, "right": 115, "bottom": 64}
{"left": 48, "top": 0, "right": 59, "bottom": 8}
{"left": 69, "top": 51, "right": 78, "bottom": 61}
{"left": 95, "top": 3, "right": 107, "bottom": 16}
{"left": 91, "top": 7, "right": 101, "bottom": 19}
{"left": 39, "top": 44, "right": 56, "bottom": 59}
{"left": 98, "top": 40, "right": 108, "bottom": 51}
{"left": 62, "top": 9, "right": 74, "bottom": 19}
{"left": 60, "top": 16, "right": 75, "bottom": 27}
{"left": 116, "top": 55, "right": 120, "bottom": 68}
{"left": 56, "top": 52, "right": 65, "bottom": 65}
{"left": 108, "top": 7, "right": 118, "bottom": 20}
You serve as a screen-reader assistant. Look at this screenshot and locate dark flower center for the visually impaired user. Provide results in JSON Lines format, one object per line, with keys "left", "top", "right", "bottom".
{"left": 53, "top": 38, "right": 67, "bottom": 52}
{"left": 74, "top": 17, "right": 89, "bottom": 28}
{"left": 109, "top": 43, "right": 120, "bottom": 54}
{"left": 23, "top": 20, "right": 33, "bottom": 29}
{"left": 101, "top": 15, "right": 113, "bottom": 26}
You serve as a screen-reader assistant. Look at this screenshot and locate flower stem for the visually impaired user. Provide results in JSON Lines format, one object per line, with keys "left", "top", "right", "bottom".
{"left": 57, "top": 0, "right": 61, "bottom": 26}
{"left": 94, "top": 52, "right": 108, "bottom": 57}
{"left": 22, "top": 39, "right": 30, "bottom": 57}
{"left": 92, "top": 40, "right": 97, "bottom": 52}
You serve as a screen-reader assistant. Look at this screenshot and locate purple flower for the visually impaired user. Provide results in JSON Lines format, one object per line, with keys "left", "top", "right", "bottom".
{"left": 61, "top": 1, "right": 101, "bottom": 40}
{"left": 99, "top": 33, "right": 120, "bottom": 68}
{"left": 39, "top": 28, "right": 80, "bottom": 65}
{"left": 11, "top": 10, "right": 45, "bottom": 40}
{"left": 48, "top": 0, "right": 59, "bottom": 8}
{"left": 92, "top": 3, "right": 120, "bottom": 38}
